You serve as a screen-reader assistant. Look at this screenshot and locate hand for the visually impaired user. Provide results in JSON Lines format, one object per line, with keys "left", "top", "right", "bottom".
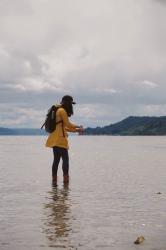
{"left": 77, "top": 125, "right": 84, "bottom": 135}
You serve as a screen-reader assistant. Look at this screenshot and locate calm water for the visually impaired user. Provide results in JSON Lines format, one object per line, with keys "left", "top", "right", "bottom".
{"left": 0, "top": 136, "right": 166, "bottom": 250}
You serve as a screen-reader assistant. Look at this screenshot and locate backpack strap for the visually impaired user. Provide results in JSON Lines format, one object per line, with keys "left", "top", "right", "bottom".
{"left": 41, "top": 120, "right": 62, "bottom": 129}
{"left": 41, "top": 117, "right": 65, "bottom": 137}
{"left": 41, "top": 122, "right": 46, "bottom": 129}
{"left": 57, "top": 120, "right": 65, "bottom": 137}
{"left": 56, "top": 120, "right": 63, "bottom": 125}
{"left": 52, "top": 119, "right": 65, "bottom": 137}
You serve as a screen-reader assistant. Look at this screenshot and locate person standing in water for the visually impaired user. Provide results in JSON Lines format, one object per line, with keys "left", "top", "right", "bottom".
{"left": 46, "top": 95, "right": 84, "bottom": 185}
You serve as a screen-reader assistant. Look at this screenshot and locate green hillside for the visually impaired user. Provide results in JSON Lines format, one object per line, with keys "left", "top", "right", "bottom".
{"left": 85, "top": 116, "right": 166, "bottom": 135}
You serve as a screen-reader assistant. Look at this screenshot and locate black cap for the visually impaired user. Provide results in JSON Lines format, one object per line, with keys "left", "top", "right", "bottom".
{"left": 61, "top": 95, "right": 76, "bottom": 104}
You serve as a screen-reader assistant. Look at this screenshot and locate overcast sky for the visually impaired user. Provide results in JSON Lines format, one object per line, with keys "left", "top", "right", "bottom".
{"left": 0, "top": 0, "right": 166, "bottom": 128}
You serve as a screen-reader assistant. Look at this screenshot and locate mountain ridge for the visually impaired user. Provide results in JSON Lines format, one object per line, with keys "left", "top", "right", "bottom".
{"left": 84, "top": 116, "right": 166, "bottom": 135}
{"left": 0, "top": 116, "right": 166, "bottom": 135}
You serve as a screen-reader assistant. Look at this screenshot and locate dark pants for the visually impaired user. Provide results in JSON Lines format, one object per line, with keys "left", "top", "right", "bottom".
{"left": 52, "top": 146, "right": 69, "bottom": 176}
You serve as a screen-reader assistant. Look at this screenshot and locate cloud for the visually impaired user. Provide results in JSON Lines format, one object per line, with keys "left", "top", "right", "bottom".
{"left": 0, "top": 104, "right": 44, "bottom": 128}
{"left": 0, "top": 0, "right": 166, "bottom": 127}
{"left": 154, "top": 0, "right": 166, "bottom": 4}
{"left": 139, "top": 80, "right": 158, "bottom": 88}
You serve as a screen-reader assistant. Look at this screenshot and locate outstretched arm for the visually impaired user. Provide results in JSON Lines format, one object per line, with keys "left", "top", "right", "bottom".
{"left": 65, "top": 126, "right": 84, "bottom": 133}
{"left": 59, "top": 108, "right": 84, "bottom": 133}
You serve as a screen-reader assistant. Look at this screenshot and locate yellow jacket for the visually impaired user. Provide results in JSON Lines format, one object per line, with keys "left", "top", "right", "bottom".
{"left": 45, "top": 107, "right": 77, "bottom": 149}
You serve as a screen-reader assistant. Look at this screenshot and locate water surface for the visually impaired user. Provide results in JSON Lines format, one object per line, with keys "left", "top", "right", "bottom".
{"left": 0, "top": 136, "right": 166, "bottom": 250}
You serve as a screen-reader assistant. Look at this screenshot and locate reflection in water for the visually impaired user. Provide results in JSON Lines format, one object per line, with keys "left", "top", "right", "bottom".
{"left": 43, "top": 184, "right": 73, "bottom": 248}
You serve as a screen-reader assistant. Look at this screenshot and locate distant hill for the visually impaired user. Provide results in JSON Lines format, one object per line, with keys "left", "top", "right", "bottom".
{"left": 1, "top": 116, "right": 166, "bottom": 135}
{"left": 84, "top": 116, "right": 166, "bottom": 135}
{"left": 0, "top": 128, "right": 46, "bottom": 136}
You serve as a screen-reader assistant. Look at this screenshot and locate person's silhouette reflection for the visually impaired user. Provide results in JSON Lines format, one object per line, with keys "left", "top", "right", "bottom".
{"left": 43, "top": 185, "right": 72, "bottom": 247}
